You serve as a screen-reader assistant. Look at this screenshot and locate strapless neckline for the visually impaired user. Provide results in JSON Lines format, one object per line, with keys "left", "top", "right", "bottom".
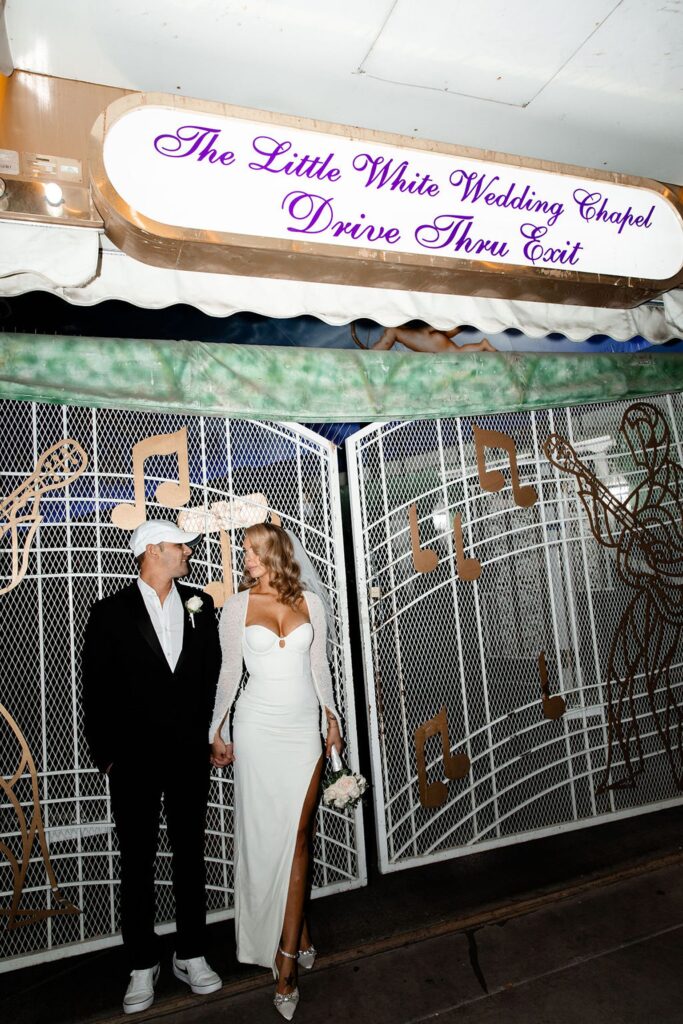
{"left": 245, "top": 622, "right": 311, "bottom": 641}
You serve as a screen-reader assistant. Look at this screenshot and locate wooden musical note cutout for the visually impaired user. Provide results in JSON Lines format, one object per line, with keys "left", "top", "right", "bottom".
{"left": 408, "top": 503, "right": 438, "bottom": 574}
{"left": 111, "top": 427, "right": 191, "bottom": 530}
{"left": 472, "top": 424, "right": 538, "bottom": 509}
{"left": 453, "top": 514, "right": 481, "bottom": 581}
{"left": 538, "top": 651, "right": 567, "bottom": 720}
{"left": 414, "top": 706, "right": 470, "bottom": 809}
{"left": 203, "top": 528, "right": 234, "bottom": 609}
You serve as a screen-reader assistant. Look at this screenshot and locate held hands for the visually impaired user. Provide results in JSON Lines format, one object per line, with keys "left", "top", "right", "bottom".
{"left": 210, "top": 733, "right": 234, "bottom": 768}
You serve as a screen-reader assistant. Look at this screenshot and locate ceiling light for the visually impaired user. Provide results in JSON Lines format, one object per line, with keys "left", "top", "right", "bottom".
{"left": 44, "top": 182, "right": 63, "bottom": 206}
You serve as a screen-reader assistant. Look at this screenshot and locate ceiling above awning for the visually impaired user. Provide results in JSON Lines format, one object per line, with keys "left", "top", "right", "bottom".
{"left": 0, "top": 222, "right": 681, "bottom": 343}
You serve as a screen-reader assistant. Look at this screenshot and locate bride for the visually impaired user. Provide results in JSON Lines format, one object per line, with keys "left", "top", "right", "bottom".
{"left": 209, "top": 523, "right": 343, "bottom": 1019}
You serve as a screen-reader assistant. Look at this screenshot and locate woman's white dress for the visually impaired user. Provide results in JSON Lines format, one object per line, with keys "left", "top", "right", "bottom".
{"left": 208, "top": 589, "right": 341, "bottom": 974}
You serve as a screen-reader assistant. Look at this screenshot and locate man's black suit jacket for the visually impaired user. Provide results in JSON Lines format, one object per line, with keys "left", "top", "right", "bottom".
{"left": 81, "top": 581, "right": 221, "bottom": 774}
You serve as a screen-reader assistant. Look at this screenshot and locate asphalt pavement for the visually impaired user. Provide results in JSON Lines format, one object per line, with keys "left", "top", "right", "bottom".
{"left": 2, "top": 804, "right": 682, "bottom": 1024}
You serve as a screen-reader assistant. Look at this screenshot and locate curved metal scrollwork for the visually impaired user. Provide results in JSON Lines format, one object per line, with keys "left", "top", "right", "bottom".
{"left": 0, "top": 704, "right": 80, "bottom": 929}
{"left": 544, "top": 401, "right": 683, "bottom": 793}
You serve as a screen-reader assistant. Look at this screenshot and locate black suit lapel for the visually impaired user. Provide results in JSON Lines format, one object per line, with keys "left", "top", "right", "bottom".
{"left": 125, "top": 581, "right": 168, "bottom": 665}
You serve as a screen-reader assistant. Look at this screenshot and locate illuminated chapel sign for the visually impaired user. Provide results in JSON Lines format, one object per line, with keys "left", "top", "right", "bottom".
{"left": 91, "top": 94, "right": 683, "bottom": 307}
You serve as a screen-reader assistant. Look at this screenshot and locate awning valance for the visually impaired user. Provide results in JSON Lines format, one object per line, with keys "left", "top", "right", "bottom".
{"left": 1, "top": 332, "right": 682, "bottom": 422}
{"left": 0, "top": 222, "right": 100, "bottom": 287}
{"left": 0, "top": 223, "right": 681, "bottom": 342}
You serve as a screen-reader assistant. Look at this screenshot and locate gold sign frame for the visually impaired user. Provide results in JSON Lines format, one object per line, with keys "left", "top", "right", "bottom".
{"left": 89, "top": 91, "right": 683, "bottom": 309}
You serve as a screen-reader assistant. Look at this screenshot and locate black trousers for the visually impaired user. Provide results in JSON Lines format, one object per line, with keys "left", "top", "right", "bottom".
{"left": 109, "top": 757, "right": 210, "bottom": 969}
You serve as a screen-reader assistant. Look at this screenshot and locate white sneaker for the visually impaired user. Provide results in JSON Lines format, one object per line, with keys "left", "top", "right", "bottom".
{"left": 172, "top": 953, "right": 223, "bottom": 995}
{"left": 123, "top": 964, "right": 160, "bottom": 1014}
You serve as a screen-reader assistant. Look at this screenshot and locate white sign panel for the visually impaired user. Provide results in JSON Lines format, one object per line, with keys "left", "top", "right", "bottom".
{"left": 102, "top": 105, "right": 683, "bottom": 282}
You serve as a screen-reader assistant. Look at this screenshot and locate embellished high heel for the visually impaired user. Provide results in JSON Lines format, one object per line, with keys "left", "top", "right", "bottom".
{"left": 297, "top": 945, "right": 317, "bottom": 970}
{"left": 274, "top": 948, "right": 299, "bottom": 1020}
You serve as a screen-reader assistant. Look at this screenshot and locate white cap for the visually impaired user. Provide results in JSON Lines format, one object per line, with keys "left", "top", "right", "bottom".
{"left": 129, "top": 520, "right": 200, "bottom": 558}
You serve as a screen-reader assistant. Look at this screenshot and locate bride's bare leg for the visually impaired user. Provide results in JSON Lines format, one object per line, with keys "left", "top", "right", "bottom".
{"left": 300, "top": 918, "right": 312, "bottom": 949}
{"left": 275, "top": 756, "right": 323, "bottom": 994}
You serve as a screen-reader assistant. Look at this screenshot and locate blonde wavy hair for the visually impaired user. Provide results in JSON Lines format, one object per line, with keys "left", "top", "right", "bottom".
{"left": 242, "top": 523, "right": 304, "bottom": 608}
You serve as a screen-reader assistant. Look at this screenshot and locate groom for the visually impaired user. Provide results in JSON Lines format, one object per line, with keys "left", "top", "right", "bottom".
{"left": 82, "top": 520, "right": 222, "bottom": 1014}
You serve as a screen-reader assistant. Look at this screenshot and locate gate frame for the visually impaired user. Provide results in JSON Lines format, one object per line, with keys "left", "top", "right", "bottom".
{"left": 346, "top": 410, "right": 683, "bottom": 875}
{"left": 0, "top": 412, "right": 366, "bottom": 973}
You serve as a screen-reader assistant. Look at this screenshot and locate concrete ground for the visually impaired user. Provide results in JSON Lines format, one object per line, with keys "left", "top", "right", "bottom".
{"left": 2, "top": 805, "right": 682, "bottom": 1024}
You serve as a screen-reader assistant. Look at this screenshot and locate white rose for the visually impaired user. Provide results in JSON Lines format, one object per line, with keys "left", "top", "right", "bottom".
{"left": 186, "top": 596, "right": 203, "bottom": 613}
{"left": 323, "top": 781, "right": 340, "bottom": 805}
{"left": 336, "top": 774, "right": 361, "bottom": 801}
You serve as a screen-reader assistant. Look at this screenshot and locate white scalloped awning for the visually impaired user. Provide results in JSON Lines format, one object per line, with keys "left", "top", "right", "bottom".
{"left": 0, "top": 222, "right": 100, "bottom": 287}
{"left": 0, "top": 222, "right": 681, "bottom": 342}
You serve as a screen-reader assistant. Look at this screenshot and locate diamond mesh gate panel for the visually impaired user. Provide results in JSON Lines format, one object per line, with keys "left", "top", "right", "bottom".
{"left": 347, "top": 395, "right": 683, "bottom": 873}
{"left": 0, "top": 401, "right": 364, "bottom": 970}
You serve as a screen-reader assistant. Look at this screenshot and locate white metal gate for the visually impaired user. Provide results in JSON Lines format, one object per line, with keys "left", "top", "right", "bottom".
{"left": 0, "top": 400, "right": 365, "bottom": 971}
{"left": 347, "top": 394, "right": 683, "bottom": 873}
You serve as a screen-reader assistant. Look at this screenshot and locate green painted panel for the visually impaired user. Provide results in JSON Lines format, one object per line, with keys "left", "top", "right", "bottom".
{"left": 0, "top": 333, "right": 681, "bottom": 421}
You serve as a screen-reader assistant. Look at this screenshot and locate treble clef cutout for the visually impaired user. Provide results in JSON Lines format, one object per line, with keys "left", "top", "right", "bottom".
{"left": 111, "top": 427, "right": 191, "bottom": 530}
{"left": 473, "top": 424, "right": 538, "bottom": 508}
{"left": 414, "top": 707, "right": 470, "bottom": 808}
{"left": 539, "top": 651, "right": 566, "bottom": 720}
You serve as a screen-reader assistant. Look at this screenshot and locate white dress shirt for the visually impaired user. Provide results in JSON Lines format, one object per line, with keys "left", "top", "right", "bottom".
{"left": 137, "top": 577, "right": 184, "bottom": 671}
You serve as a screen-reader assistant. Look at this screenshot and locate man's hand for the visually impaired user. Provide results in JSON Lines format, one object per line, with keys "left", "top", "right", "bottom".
{"left": 210, "top": 734, "right": 234, "bottom": 768}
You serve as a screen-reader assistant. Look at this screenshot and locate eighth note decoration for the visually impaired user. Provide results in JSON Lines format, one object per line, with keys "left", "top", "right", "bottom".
{"left": 414, "top": 707, "right": 470, "bottom": 809}
{"left": 453, "top": 513, "right": 481, "bottom": 582}
{"left": 473, "top": 424, "right": 538, "bottom": 509}
{"left": 408, "top": 502, "right": 439, "bottom": 574}
{"left": 538, "top": 651, "right": 567, "bottom": 721}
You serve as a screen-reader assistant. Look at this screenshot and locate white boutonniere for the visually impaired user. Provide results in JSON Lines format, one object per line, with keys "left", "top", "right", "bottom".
{"left": 185, "top": 595, "right": 203, "bottom": 628}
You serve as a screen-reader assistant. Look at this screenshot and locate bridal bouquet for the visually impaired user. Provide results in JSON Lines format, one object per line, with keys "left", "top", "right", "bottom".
{"left": 322, "top": 747, "right": 368, "bottom": 811}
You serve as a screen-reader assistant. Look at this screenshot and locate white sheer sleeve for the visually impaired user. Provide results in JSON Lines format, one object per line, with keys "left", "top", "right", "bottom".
{"left": 305, "top": 591, "right": 343, "bottom": 739}
{"left": 208, "top": 590, "right": 248, "bottom": 743}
